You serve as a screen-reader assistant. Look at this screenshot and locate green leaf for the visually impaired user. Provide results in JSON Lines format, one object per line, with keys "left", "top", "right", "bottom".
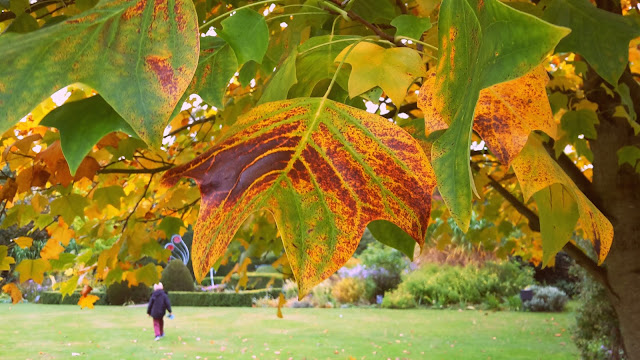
{"left": 158, "top": 216, "right": 185, "bottom": 238}
{"left": 136, "top": 263, "right": 160, "bottom": 286}
{"left": 367, "top": 220, "right": 417, "bottom": 259}
{"left": 218, "top": 8, "right": 269, "bottom": 65}
{"left": 259, "top": 50, "right": 299, "bottom": 105}
{"left": 391, "top": 14, "right": 432, "bottom": 41}
{"left": 346, "top": 0, "right": 397, "bottom": 23}
{"left": 548, "top": 92, "right": 568, "bottom": 115}
{"left": 0, "top": 0, "right": 200, "bottom": 147}
{"left": 617, "top": 145, "right": 640, "bottom": 168}
{"left": 51, "top": 193, "right": 89, "bottom": 224}
{"left": 49, "top": 253, "right": 77, "bottom": 271}
{"left": 162, "top": 98, "right": 436, "bottom": 295}
{"left": 289, "top": 35, "right": 359, "bottom": 98}
{"left": 560, "top": 109, "right": 599, "bottom": 141}
{"left": 424, "top": 0, "right": 569, "bottom": 231}
{"left": 542, "top": 0, "right": 640, "bottom": 85}
{"left": 1, "top": 204, "right": 37, "bottom": 229}
{"left": 76, "top": 0, "right": 99, "bottom": 12}
{"left": 9, "top": 0, "right": 28, "bottom": 14}
{"left": 618, "top": 83, "right": 637, "bottom": 122}
{"left": 6, "top": 13, "right": 38, "bottom": 33}
{"left": 238, "top": 61, "right": 258, "bottom": 87}
{"left": 0, "top": 245, "right": 16, "bottom": 271}
{"left": 58, "top": 274, "right": 79, "bottom": 299}
{"left": 40, "top": 96, "right": 138, "bottom": 175}
{"left": 190, "top": 43, "right": 238, "bottom": 109}
{"left": 93, "top": 186, "right": 127, "bottom": 210}
{"left": 533, "top": 183, "right": 579, "bottom": 266}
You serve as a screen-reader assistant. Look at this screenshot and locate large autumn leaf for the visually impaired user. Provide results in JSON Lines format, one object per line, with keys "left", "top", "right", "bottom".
{"left": 420, "top": 66, "right": 558, "bottom": 166}
{"left": 0, "top": 0, "right": 199, "bottom": 146}
{"left": 421, "top": 0, "right": 569, "bottom": 231}
{"left": 512, "top": 136, "right": 613, "bottom": 264}
{"left": 162, "top": 98, "right": 436, "bottom": 295}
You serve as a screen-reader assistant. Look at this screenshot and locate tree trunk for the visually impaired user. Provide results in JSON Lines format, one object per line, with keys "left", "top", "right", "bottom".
{"left": 590, "top": 106, "right": 640, "bottom": 359}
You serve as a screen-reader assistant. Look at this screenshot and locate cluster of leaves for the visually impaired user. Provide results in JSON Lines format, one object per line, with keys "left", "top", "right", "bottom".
{"left": 0, "top": 0, "right": 638, "bottom": 311}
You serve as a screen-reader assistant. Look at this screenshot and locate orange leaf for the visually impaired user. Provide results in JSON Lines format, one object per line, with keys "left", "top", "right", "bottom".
{"left": 2, "top": 283, "right": 23, "bottom": 304}
{"left": 40, "top": 239, "right": 65, "bottom": 260}
{"left": 0, "top": 178, "right": 18, "bottom": 203}
{"left": 162, "top": 98, "right": 436, "bottom": 295}
{"left": 49, "top": 220, "right": 76, "bottom": 246}
{"left": 34, "top": 141, "right": 73, "bottom": 187}
{"left": 78, "top": 294, "right": 99, "bottom": 309}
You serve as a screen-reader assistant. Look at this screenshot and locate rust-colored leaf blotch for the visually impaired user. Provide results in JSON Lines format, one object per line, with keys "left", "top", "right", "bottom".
{"left": 162, "top": 98, "right": 436, "bottom": 295}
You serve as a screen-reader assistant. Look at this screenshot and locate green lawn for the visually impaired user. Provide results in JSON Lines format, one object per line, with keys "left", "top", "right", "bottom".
{"left": 0, "top": 304, "right": 578, "bottom": 360}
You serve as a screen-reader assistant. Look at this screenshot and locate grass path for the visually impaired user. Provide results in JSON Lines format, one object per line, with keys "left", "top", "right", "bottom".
{"left": 0, "top": 304, "right": 578, "bottom": 360}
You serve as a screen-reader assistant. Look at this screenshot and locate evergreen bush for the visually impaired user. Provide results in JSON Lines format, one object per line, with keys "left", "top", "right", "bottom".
{"left": 161, "top": 259, "right": 195, "bottom": 292}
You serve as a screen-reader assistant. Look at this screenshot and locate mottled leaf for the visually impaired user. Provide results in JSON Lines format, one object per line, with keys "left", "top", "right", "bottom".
{"left": 512, "top": 136, "right": 612, "bottom": 263}
{"left": 259, "top": 50, "right": 299, "bottom": 105}
{"left": 51, "top": 193, "right": 89, "bottom": 224}
{"left": 0, "top": 0, "right": 200, "bottom": 146}
{"left": 0, "top": 245, "right": 15, "bottom": 271}
{"left": 15, "top": 258, "right": 51, "bottom": 284}
{"left": 336, "top": 42, "right": 425, "bottom": 105}
{"left": 419, "top": 0, "right": 568, "bottom": 231}
{"left": 162, "top": 98, "right": 435, "bottom": 295}
{"left": 78, "top": 294, "right": 100, "bottom": 309}
{"left": 40, "top": 96, "right": 138, "bottom": 175}
{"left": 420, "top": 66, "right": 558, "bottom": 165}
{"left": 2, "top": 283, "right": 22, "bottom": 304}
{"left": 218, "top": 9, "right": 269, "bottom": 65}
{"left": 12, "top": 236, "right": 33, "bottom": 249}
{"left": 533, "top": 183, "right": 579, "bottom": 266}
{"left": 542, "top": 0, "right": 640, "bottom": 85}
{"left": 391, "top": 14, "right": 432, "bottom": 41}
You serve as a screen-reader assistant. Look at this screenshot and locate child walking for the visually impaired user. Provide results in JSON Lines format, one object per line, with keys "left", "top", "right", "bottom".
{"left": 147, "top": 282, "right": 172, "bottom": 341}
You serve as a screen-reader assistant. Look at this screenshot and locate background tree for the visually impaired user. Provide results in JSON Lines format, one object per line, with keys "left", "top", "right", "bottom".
{"left": 0, "top": 0, "right": 639, "bottom": 357}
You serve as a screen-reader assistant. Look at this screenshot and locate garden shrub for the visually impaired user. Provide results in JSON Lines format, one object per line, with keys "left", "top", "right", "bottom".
{"left": 161, "top": 260, "right": 195, "bottom": 292}
{"left": 106, "top": 280, "right": 151, "bottom": 305}
{"left": 310, "top": 278, "right": 335, "bottom": 307}
{"left": 332, "top": 277, "right": 367, "bottom": 304}
{"left": 523, "top": 285, "right": 568, "bottom": 312}
{"left": 571, "top": 266, "right": 626, "bottom": 359}
{"left": 358, "top": 242, "right": 408, "bottom": 296}
{"left": 381, "top": 287, "right": 416, "bottom": 309}
{"left": 389, "top": 261, "right": 533, "bottom": 307}
{"left": 40, "top": 291, "right": 107, "bottom": 305}
{"left": 200, "top": 273, "right": 284, "bottom": 289}
{"left": 282, "top": 279, "right": 298, "bottom": 299}
{"left": 168, "top": 289, "right": 281, "bottom": 307}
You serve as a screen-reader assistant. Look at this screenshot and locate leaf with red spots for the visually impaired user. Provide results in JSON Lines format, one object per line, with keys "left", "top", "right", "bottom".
{"left": 418, "top": 0, "right": 569, "bottom": 231}
{"left": 512, "top": 136, "right": 612, "bottom": 264}
{"left": 0, "top": 0, "right": 200, "bottom": 147}
{"left": 162, "top": 98, "right": 436, "bottom": 295}
{"left": 420, "top": 66, "right": 558, "bottom": 166}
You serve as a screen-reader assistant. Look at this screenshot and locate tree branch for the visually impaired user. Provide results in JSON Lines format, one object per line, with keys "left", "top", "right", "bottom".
{"left": 164, "top": 115, "right": 216, "bottom": 138}
{"left": 328, "top": 0, "right": 397, "bottom": 44}
{"left": 395, "top": 0, "right": 408, "bottom": 14}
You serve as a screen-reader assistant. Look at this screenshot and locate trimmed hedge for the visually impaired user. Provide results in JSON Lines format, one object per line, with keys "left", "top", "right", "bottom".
{"left": 168, "top": 288, "right": 281, "bottom": 307}
{"left": 201, "top": 273, "right": 283, "bottom": 290}
{"left": 40, "top": 291, "right": 107, "bottom": 305}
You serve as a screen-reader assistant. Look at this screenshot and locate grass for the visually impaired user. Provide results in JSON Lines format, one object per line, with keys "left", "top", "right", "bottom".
{"left": 0, "top": 304, "right": 578, "bottom": 360}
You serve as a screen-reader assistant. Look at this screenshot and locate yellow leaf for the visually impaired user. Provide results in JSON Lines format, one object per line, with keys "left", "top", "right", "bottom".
{"left": 125, "top": 270, "right": 139, "bottom": 287}
{"left": 336, "top": 42, "right": 426, "bottom": 105}
{"left": 31, "top": 193, "right": 48, "bottom": 212}
{"left": 277, "top": 293, "right": 286, "bottom": 318}
{"left": 40, "top": 239, "right": 65, "bottom": 260}
{"left": 78, "top": 294, "right": 99, "bottom": 309}
{"left": 511, "top": 136, "right": 613, "bottom": 263}
{"left": 15, "top": 258, "right": 51, "bottom": 284}
{"left": 96, "top": 241, "right": 121, "bottom": 280}
{"left": 49, "top": 221, "right": 75, "bottom": 246}
{"left": 0, "top": 245, "right": 16, "bottom": 271}
{"left": 2, "top": 283, "right": 23, "bottom": 304}
{"left": 58, "top": 274, "right": 79, "bottom": 299}
{"left": 12, "top": 236, "right": 33, "bottom": 249}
